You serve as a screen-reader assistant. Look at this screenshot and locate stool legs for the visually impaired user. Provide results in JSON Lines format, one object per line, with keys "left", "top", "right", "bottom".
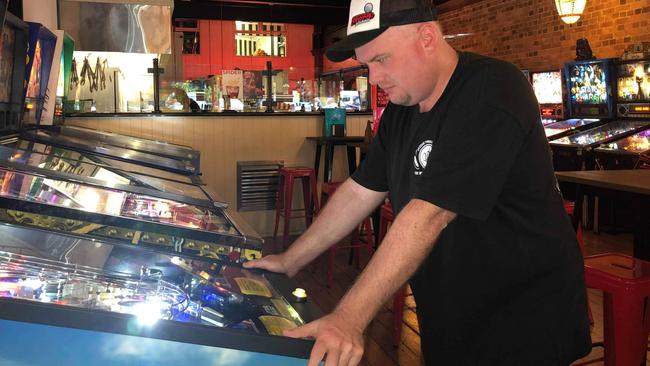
{"left": 274, "top": 168, "right": 319, "bottom": 248}
{"left": 392, "top": 285, "right": 407, "bottom": 347}
{"left": 602, "top": 292, "right": 650, "bottom": 366}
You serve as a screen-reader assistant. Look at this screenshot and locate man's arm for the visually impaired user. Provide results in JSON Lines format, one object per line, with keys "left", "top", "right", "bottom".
{"left": 285, "top": 198, "right": 456, "bottom": 366}
{"left": 244, "top": 178, "right": 387, "bottom": 276}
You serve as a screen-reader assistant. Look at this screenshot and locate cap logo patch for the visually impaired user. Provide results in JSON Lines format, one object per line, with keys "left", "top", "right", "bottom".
{"left": 350, "top": 3, "right": 375, "bottom": 27}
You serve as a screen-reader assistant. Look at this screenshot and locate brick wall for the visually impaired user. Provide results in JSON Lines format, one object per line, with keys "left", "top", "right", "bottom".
{"left": 439, "top": 0, "right": 650, "bottom": 71}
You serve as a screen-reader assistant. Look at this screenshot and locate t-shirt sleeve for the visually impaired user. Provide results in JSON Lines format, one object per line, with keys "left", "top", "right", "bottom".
{"left": 414, "top": 106, "right": 527, "bottom": 221}
{"left": 351, "top": 108, "right": 391, "bottom": 193}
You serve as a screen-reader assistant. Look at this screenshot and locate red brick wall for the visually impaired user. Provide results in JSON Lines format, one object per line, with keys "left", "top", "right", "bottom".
{"left": 439, "top": 0, "right": 650, "bottom": 71}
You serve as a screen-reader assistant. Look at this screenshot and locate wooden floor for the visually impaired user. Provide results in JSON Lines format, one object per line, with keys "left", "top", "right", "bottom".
{"left": 266, "top": 229, "right": 644, "bottom": 365}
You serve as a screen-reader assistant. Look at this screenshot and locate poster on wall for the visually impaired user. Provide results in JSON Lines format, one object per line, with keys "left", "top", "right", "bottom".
{"left": 222, "top": 69, "right": 243, "bottom": 100}
{"left": 373, "top": 86, "right": 389, "bottom": 134}
{"left": 243, "top": 70, "right": 263, "bottom": 99}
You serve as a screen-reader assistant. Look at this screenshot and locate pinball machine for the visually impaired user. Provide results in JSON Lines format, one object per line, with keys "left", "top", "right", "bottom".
{"left": 0, "top": 159, "right": 318, "bottom": 365}
{"left": 531, "top": 69, "right": 565, "bottom": 125}
{"left": 548, "top": 58, "right": 650, "bottom": 171}
{"left": 0, "top": 13, "right": 28, "bottom": 131}
{"left": 0, "top": 26, "right": 320, "bottom": 360}
{"left": 22, "top": 22, "right": 56, "bottom": 126}
{"left": 593, "top": 59, "right": 650, "bottom": 170}
{"left": 530, "top": 69, "right": 606, "bottom": 140}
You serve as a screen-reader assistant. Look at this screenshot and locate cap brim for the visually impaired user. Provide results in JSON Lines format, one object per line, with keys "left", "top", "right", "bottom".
{"left": 326, "top": 28, "right": 388, "bottom": 62}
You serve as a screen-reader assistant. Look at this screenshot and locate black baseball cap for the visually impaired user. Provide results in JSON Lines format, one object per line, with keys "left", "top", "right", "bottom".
{"left": 326, "top": 0, "right": 438, "bottom": 62}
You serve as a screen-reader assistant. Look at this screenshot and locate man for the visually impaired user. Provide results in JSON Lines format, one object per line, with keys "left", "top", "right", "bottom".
{"left": 245, "top": 0, "right": 592, "bottom": 365}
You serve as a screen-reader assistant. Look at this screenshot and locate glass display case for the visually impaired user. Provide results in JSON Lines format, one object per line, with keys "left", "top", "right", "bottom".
{"left": 56, "top": 125, "right": 201, "bottom": 171}
{"left": 544, "top": 118, "right": 603, "bottom": 140}
{"left": 0, "top": 223, "right": 317, "bottom": 364}
{"left": 318, "top": 66, "right": 369, "bottom": 112}
{"left": 0, "top": 144, "right": 214, "bottom": 207}
{"left": 20, "top": 129, "right": 197, "bottom": 176}
{"left": 5, "top": 137, "right": 201, "bottom": 186}
{"left": 550, "top": 120, "right": 650, "bottom": 171}
{"left": 551, "top": 120, "right": 650, "bottom": 147}
{"left": 594, "top": 128, "right": 650, "bottom": 169}
{"left": 0, "top": 168, "right": 262, "bottom": 262}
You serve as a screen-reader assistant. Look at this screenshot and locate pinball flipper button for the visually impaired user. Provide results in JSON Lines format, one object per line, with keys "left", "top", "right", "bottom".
{"left": 228, "top": 251, "right": 241, "bottom": 262}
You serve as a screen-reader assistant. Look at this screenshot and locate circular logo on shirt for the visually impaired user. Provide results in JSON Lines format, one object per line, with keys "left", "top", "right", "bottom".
{"left": 413, "top": 140, "right": 433, "bottom": 175}
{"left": 364, "top": 3, "right": 373, "bottom": 13}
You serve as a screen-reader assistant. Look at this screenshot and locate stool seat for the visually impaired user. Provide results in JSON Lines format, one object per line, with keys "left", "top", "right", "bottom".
{"left": 274, "top": 167, "right": 319, "bottom": 247}
{"left": 584, "top": 253, "right": 650, "bottom": 366}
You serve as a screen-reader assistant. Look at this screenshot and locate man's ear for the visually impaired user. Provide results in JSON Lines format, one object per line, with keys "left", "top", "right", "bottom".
{"left": 418, "top": 23, "right": 440, "bottom": 55}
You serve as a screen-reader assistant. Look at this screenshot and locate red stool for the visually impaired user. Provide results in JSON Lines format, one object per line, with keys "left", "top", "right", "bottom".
{"left": 564, "top": 200, "right": 583, "bottom": 249}
{"left": 564, "top": 199, "right": 594, "bottom": 328}
{"left": 378, "top": 201, "right": 410, "bottom": 347}
{"left": 320, "top": 182, "right": 374, "bottom": 288}
{"left": 273, "top": 167, "right": 320, "bottom": 247}
{"left": 583, "top": 253, "right": 650, "bottom": 366}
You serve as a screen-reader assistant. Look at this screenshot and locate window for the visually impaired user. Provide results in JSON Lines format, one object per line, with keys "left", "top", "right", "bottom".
{"left": 182, "top": 31, "right": 200, "bottom": 54}
{"left": 235, "top": 21, "right": 286, "bottom": 57}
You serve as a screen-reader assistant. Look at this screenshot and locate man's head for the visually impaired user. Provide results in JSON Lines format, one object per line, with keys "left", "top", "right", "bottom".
{"left": 326, "top": 0, "right": 438, "bottom": 63}
{"left": 327, "top": 0, "right": 454, "bottom": 110}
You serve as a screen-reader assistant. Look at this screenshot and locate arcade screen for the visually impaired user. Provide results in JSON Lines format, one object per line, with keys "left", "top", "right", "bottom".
{"left": 567, "top": 62, "right": 609, "bottom": 105}
{"left": 0, "top": 25, "right": 15, "bottom": 103}
{"left": 598, "top": 128, "right": 650, "bottom": 154}
{"left": 617, "top": 61, "right": 650, "bottom": 102}
{"left": 25, "top": 39, "right": 41, "bottom": 98}
{"left": 532, "top": 71, "right": 563, "bottom": 104}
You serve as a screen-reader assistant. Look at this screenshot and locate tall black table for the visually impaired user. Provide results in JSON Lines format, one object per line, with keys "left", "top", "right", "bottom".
{"left": 556, "top": 170, "right": 650, "bottom": 259}
{"left": 306, "top": 136, "right": 365, "bottom": 183}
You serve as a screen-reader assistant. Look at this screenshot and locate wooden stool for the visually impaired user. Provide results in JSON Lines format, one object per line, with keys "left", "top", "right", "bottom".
{"left": 320, "top": 181, "right": 374, "bottom": 288}
{"left": 273, "top": 167, "right": 320, "bottom": 247}
{"left": 583, "top": 253, "right": 650, "bottom": 366}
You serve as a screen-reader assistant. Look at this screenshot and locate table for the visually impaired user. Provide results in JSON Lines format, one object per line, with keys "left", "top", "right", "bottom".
{"left": 306, "top": 136, "right": 366, "bottom": 183}
{"left": 556, "top": 170, "right": 650, "bottom": 259}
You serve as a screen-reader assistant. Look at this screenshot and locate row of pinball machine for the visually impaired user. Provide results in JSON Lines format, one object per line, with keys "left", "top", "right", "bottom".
{"left": 528, "top": 57, "right": 650, "bottom": 171}
{"left": 0, "top": 7, "right": 318, "bottom": 365}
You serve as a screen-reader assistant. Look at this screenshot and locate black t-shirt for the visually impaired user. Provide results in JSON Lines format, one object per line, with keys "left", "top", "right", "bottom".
{"left": 353, "top": 52, "right": 591, "bottom": 365}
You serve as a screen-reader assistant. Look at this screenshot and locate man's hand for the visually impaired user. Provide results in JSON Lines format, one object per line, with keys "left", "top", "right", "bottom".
{"left": 284, "top": 311, "right": 364, "bottom": 366}
{"left": 242, "top": 253, "right": 299, "bottom": 277}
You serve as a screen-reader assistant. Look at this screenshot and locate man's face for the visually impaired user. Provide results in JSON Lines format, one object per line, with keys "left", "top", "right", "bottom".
{"left": 355, "top": 26, "right": 424, "bottom": 106}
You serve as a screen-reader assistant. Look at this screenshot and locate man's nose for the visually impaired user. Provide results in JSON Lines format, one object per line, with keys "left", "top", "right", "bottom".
{"left": 368, "top": 68, "right": 381, "bottom": 86}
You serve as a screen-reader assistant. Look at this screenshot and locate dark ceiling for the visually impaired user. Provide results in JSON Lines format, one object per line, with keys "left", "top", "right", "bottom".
{"left": 173, "top": 0, "right": 457, "bottom": 25}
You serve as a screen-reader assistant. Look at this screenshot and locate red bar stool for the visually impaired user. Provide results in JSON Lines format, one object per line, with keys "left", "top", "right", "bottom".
{"left": 319, "top": 182, "right": 374, "bottom": 288}
{"left": 378, "top": 201, "right": 410, "bottom": 347}
{"left": 582, "top": 253, "right": 650, "bottom": 366}
{"left": 273, "top": 167, "right": 320, "bottom": 247}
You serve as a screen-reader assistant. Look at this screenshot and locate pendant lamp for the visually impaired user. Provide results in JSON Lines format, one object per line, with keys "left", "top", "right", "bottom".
{"left": 555, "top": 0, "right": 587, "bottom": 24}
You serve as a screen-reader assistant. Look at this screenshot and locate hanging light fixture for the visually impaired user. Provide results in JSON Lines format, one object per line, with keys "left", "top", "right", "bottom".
{"left": 555, "top": 0, "right": 587, "bottom": 24}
